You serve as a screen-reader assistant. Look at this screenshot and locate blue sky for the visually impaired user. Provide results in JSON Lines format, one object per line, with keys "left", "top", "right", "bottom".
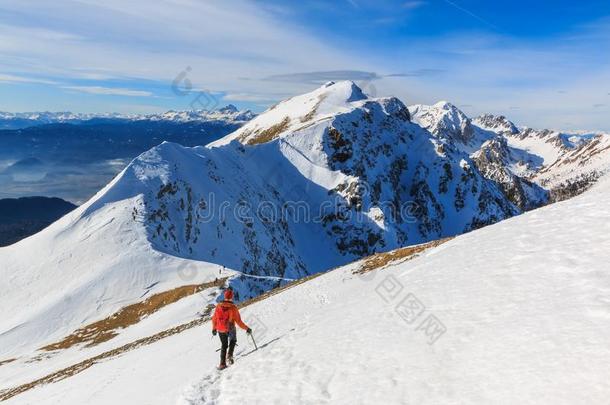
{"left": 0, "top": 0, "right": 609, "bottom": 130}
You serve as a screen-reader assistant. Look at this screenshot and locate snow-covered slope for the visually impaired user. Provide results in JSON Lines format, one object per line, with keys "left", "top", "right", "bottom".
{"left": 3, "top": 82, "right": 609, "bottom": 403}
{"left": 0, "top": 162, "right": 223, "bottom": 360}
{"left": 5, "top": 173, "right": 610, "bottom": 405}
{"left": 0, "top": 81, "right": 524, "bottom": 366}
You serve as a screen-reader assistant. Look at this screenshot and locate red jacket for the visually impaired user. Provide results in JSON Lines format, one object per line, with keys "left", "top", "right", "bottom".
{"left": 212, "top": 300, "right": 249, "bottom": 333}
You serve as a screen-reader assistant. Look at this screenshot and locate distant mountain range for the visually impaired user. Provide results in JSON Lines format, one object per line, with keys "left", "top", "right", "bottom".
{"left": 0, "top": 105, "right": 255, "bottom": 130}
{"left": 0, "top": 197, "right": 76, "bottom": 247}
{"left": 0, "top": 105, "right": 257, "bottom": 203}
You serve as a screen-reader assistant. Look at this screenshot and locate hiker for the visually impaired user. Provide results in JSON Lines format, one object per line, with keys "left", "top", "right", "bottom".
{"left": 212, "top": 288, "right": 252, "bottom": 370}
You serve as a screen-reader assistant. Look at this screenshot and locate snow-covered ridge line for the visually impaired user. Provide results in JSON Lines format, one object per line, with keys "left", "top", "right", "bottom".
{"left": 2, "top": 81, "right": 610, "bottom": 400}
{"left": 0, "top": 237, "right": 445, "bottom": 401}
{"left": 0, "top": 81, "right": 530, "bottom": 366}
{"left": 6, "top": 175, "right": 610, "bottom": 404}
{"left": 0, "top": 105, "right": 256, "bottom": 128}
{"left": 409, "top": 102, "right": 610, "bottom": 202}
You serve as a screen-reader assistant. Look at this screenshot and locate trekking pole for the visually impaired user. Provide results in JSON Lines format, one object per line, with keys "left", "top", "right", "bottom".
{"left": 249, "top": 332, "right": 258, "bottom": 351}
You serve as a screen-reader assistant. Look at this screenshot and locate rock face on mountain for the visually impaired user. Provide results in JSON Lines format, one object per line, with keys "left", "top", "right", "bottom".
{"left": 409, "top": 101, "right": 475, "bottom": 145}
{"left": 474, "top": 114, "right": 519, "bottom": 135}
{"left": 411, "top": 106, "right": 610, "bottom": 206}
{"left": 0, "top": 82, "right": 529, "bottom": 350}
{"left": 145, "top": 82, "right": 520, "bottom": 277}
{"left": 471, "top": 137, "right": 547, "bottom": 210}
{"left": 410, "top": 104, "right": 548, "bottom": 209}
{"left": 2, "top": 82, "right": 609, "bottom": 360}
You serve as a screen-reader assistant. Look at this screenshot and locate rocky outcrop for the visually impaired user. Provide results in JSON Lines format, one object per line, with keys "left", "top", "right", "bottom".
{"left": 472, "top": 137, "right": 548, "bottom": 210}
{"left": 473, "top": 114, "right": 519, "bottom": 135}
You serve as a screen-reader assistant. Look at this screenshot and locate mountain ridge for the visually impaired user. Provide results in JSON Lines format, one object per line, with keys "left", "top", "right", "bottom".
{"left": 0, "top": 106, "right": 256, "bottom": 130}
{"left": 0, "top": 81, "right": 530, "bottom": 361}
{"left": 1, "top": 81, "right": 609, "bottom": 385}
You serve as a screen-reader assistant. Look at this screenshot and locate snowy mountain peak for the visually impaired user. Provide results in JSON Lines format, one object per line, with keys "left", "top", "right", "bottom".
{"left": 311, "top": 80, "right": 367, "bottom": 103}
{"left": 409, "top": 101, "right": 474, "bottom": 144}
{"left": 343, "top": 81, "right": 368, "bottom": 102}
{"left": 0, "top": 81, "right": 534, "bottom": 359}
{"left": 473, "top": 113, "right": 519, "bottom": 135}
{"left": 2, "top": 84, "right": 610, "bottom": 399}
{"left": 407, "top": 100, "right": 610, "bottom": 207}
{"left": 432, "top": 100, "right": 455, "bottom": 110}
{"left": 218, "top": 104, "right": 239, "bottom": 114}
{"left": 211, "top": 81, "right": 374, "bottom": 146}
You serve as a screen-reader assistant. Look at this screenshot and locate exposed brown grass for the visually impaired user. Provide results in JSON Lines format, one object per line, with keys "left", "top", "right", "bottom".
{"left": 0, "top": 359, "right": 16, "bottom": 367}
{"left": 300, "top": 94, "right": 327, "bottom": 123}
{"left": 0, "top": 305, "right": 216, "bottom": 402}
{"left": 41, "top": 278, "right": 227, "bottom": 351}
{"left": 236, "top": 128, "right": 254, "bottom": 143}
{"left": 0, "top": 274, "right": 328, "bottom": 402}
{"left": 246, "top": 117, "right": 291, "bottom": 145}
{"left": 0, "top": 240, "right": 450, "bottom": 401}
{"left": 354, "top": 237, "right": 452, "bottom": 275}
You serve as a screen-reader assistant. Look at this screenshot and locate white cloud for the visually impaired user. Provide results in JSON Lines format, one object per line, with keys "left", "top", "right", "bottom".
{"left": 62, "top": 86, "right": 152, "bottom": 97}
{"left": 223, "top": 92, "right": 280, "bottom": 102}
{"left": 402, "top": 1, "right": 427, "bottom": 10}
{"left": 0, "top": 73, "right": 58, "bottom": 85}
{"left": 0, "top": 0, "right": 363, "bottom": 97}
{"left": 0, "top": 1, "right": 608, "bottom": 130}
{"left": 369, "top": 22, "right": 610, "bottom": 131}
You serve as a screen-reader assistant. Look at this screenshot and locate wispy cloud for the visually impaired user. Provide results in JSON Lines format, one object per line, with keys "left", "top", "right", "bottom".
{"left": 402, "top": 1, "right": 427, "bottom": 10}
{"left": 223, "top": 92, "right": 285, "bottom": 102}
{"left": 378, "top": 22, "right": 610, "bottom": 130}
{"left": 0, "top": 1, "right": 609, "bottom": 130}
{"left": 262, "top": 69, "right": 444, "bottom": 85}
{"left": 0, "top": 74, "right": 58, "bottom": 85}
{"left": 263, "top": 70, "right": 381, "bottom": 84}
{"left": 62, "top": 86, "right": 152, "bottom": 97}
{"left": 386, "top": 69, "right": 445, "bottom": 77}
{"left": 0, "top": 0, "right": 358, "bottom": 98}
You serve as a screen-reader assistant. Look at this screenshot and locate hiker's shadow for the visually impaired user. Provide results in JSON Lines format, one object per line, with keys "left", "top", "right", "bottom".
{"left": 239, "top": 336, "right": 282, "bottom": 358}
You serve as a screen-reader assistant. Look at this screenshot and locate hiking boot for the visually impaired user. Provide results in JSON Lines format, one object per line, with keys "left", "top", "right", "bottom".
{"left": 227, "top": 356, "right": 234, "bottom": 365}
{"left": 217, "top": 363, "right": 227, "bottom": 370}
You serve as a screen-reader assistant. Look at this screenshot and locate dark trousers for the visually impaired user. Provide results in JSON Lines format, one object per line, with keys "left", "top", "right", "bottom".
{"left": 218, "top": 327, "right": 237, "bottom": 365}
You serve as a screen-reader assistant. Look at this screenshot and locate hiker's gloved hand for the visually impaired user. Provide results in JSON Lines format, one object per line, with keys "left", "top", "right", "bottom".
{"left": 212, "top": 329, "right": 217, "bottom": 336}
{"left": 246, "top": 328, "right": 252, "bottom": 335}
